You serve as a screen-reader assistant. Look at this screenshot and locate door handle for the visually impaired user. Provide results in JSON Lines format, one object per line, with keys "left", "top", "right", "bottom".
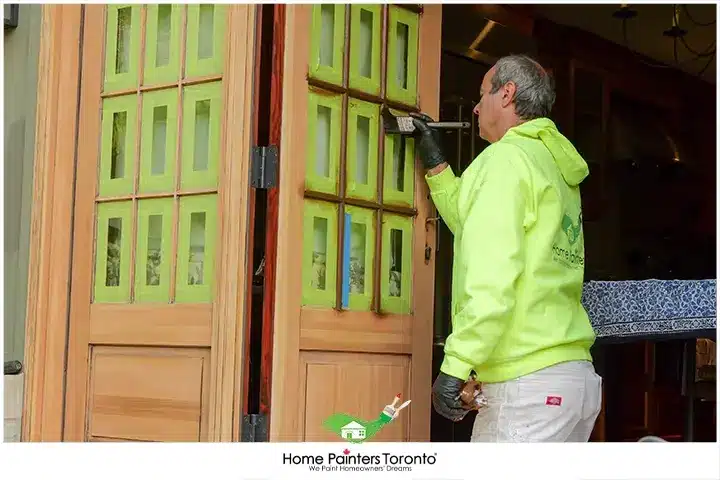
{"left": 4, "top": 360, "right": 22, "bottom": 375}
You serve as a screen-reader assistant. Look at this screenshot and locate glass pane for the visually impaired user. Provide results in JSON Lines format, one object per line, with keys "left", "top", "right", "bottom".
{"left": 349, "top": 222, "right": 366, "bottom": 294}
{"left": 319, "top": 5, "right": 335, "bottom": 67}
{"left": 151, "top": 106, "right": 167, "bottom": 176}
{"left": 175, "top": 194, "right": 217, "bottom": 303}
{"left": 111, "top": 111, "right": 127, "bottom": 180}
{"left": 105, "top": 218, "right": 123, "bottom": 287}
{"left": 355, "top": 115, "right": 370, "bottom": 185}
{"left": 396, "top": 22, "right": 409, "bottom": 90}
{"left": 116, "top": 7, "right": 132, "bottom": 74}
{"left": 389, "top": 228, "right": 403, "bottom": 297}
{"left": 316, "top": 105, "right": 331, "bottom": 177}
{"left": 193, "top": 99, "right": 211, "bottom": 172}
{"left": 392, "top": 136, "right": 406, "bottom": 191}
{"left": 146, "top": 215, "right": 163, "bottom": 286}
{"left": 155, "top": 5, "right": 172, "bottom": 67}
{"left": 181, "top": 82, "right": 222, "bottom": 190}
{"left": 312, "top": 217, "right": 328, "bottom": 290}
{"left": 198, "top": 5, "right": 215, "bottom": 60}
{"left": 188, "top": 212, "right": 206, "bottom": 285}
{"left": 358, "top": 9, "right": 373, "bottom": 78}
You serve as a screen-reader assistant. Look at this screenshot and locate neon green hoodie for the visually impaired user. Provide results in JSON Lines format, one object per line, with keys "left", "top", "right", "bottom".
{"left": 427, "top": 117, "right": 596, "bottom": 383}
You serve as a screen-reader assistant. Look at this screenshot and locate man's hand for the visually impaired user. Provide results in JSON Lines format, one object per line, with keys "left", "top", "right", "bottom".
{"left": 410, "top": 112, "right": 446, "bottom": 171}
{"left": 432, "top": 372, "right": 471, "bottom": 422}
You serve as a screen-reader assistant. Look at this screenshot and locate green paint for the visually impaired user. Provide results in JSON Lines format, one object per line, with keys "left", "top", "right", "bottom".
{"left": 386, "top": 7, "right": 419, "bottom": 107}
{"left": 99, "top": 95, "right": 137, "bottom": 197}
{"left": 143, "top": 4, "right": 182, "bottom": 85}
{"left": 302, "top": 200, "right": 338, "bottom": 308}
{"left": 135, "top": 198, "right": 174, "bottom": 303}
{"left": 383, "top": 120, "right": 415, "bottom": 207}
{"left": 94, "top": 201, "right": 133, "bottom": 303}
{"left": 104, "top": 5, "right": 141, "bottom": 92}
{"left": 139, "top": 89, "right": 178, "bottom": 193}
{"left": 348, "top": 4, "right": 381, "bottom": 95}
{"left": 181, "top": 82, "right": 222, "bottom": 190}
{"left": 345, "top": 98, "right": 379, "bottom": 202}
{"left": 185, "top": 4, "right": 226, "bottom": 78}
{"left": 309, "top": 4, "right": 346, "bottom": 86}
{"left": 380, "top": 214, "right": 413, "bottom": 314}
{"left": 175, "top": 194, "right": 218, "bottom": 303}
{"left": 305, "top": 90, "right": 342, "bottom": 195}
{"left": 345, "top": 206, "right": 375, "bottom": 311}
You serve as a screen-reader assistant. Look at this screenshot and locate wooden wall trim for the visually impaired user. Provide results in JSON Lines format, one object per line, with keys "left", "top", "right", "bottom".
{"left": 211, "top": 4, "right": 257, "bottom": 442}
{"left": 62, "top": 5, "right": 103, "bottom": 441}
{"left": 22, "top": 4, "right": 83, "bottom": 441}
{"left": 269, "top": 3, "right": 308, "bottom": 442}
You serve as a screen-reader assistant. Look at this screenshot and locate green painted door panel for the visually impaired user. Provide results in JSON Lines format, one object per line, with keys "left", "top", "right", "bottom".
{"left": 380, "top": 213, "right": 413, "bottom": 314}
{"left": 175, "top": 194, "right": 218, "bottom": 303}
{"left": 345, "top": 206, "right": 375, "bottom": 311}
{"left": 180, "top": 82, "right": 222, "bottom": 190}
{"left": 140, "top": 89, "right": 178, "bottom": 193}
{"left": 104, "top": 5, "right": 141, "bottom": 92}
{"left": 309, "top": 4, "right": 346, "bottom": 86}
{"left": 185, "top": 4, "right": 226, "bottom": 78}
{"left": 135, "top": 198, "right": 174, "bottom": 303}
{"left": 386, "top": 6, "right": 419, "bottom": 106}
{"left": 94, "top": 201, "right": 134, "bottom": 303}
{"left": 305, "top": 89, "right": 342, "bottom": 195}
{"left": 346, "top": 98, "right": 380, "bottom": 202}
{"left": 144, "top": 4, "right": 182, "bottom": 86}
{"left": 349, "top": 4, "right": 381, "bottom": 95}
{"left": 302, "top": 200, "right": 339, "bottom": 308}
{"left": 99, "top": 95, "right": 138, "bottom": 197}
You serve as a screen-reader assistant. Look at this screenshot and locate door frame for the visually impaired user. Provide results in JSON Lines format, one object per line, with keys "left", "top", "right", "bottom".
{"left": 22, "top": 4, "right": 82, "bottom": 441}
{"left": 23, "top": 4, "right": 259, "bottom": 442}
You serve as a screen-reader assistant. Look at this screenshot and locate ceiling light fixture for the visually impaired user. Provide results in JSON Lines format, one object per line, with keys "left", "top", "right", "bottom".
{"left": 663, "top": 5, "right": 687, "bottom": 38}
{"left": 612, "top": 4, "right": 638, "bottom": 20}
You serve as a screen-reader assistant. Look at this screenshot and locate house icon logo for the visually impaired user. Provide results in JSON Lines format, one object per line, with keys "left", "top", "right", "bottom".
{"left": 323, "top": 394, "right": 411, "bottom": 443}
{"left": 340, "top": 421, "right": 366, "bottom": 440}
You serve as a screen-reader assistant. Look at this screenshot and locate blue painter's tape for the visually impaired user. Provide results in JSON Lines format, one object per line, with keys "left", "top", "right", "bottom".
{"left": 341, "top": 212, "right": 351, "bottom": 309}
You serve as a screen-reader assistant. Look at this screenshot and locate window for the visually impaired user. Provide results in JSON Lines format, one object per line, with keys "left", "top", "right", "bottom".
{"left": 93, "top": 5, "right": 225, "bottom": 304}
{"left": 302, "top": 5, "right": 420, "bottom": 314}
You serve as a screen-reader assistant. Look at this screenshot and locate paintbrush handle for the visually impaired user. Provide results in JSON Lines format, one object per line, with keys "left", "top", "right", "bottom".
{"left": 427, "top": 122, "right": 470, "bottom": 129}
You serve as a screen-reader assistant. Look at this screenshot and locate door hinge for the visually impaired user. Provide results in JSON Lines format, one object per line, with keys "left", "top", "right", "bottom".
{"left": 251, "top": 145, "right": 278, "bottom": 189}
{"left": 241, "top": 413, "right": 268, "bottom": 442}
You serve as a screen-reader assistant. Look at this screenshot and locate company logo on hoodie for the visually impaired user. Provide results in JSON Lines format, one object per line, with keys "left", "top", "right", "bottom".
{"left": 553, "top": 212, "right": 584, "bottom": 268}
{"left": 562, "top": 213, "right": 582, "bottom": 245}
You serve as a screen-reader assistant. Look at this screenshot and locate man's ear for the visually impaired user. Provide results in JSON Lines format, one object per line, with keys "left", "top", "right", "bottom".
{"left": 501, "top": 81, "right": 516, "bottom": 108}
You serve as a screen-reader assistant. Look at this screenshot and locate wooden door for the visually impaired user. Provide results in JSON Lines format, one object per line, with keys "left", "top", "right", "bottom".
{"left": 269, "top": 4, "right": 442, "bottom": 441}
{"left": 63, "top": 4, "right": 256, "bottom": 441}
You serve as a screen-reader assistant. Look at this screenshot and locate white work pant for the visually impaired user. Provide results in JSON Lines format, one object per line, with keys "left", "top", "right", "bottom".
{"left": 471, "top": 360, "right": 602, "bottom": 442}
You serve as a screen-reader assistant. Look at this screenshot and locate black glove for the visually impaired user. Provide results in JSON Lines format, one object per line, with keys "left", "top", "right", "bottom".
{"left": 409, "top": 112, "right": 445, "bottom": 170}
{"left": 432, "top": 372, "right": 471, "bottom": 422}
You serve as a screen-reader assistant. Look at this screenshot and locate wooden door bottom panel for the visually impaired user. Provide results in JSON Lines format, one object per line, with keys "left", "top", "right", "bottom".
{"left": 89, "top": 303, "right": 212, "bottom": 346}
{"left": 86, "top": 346, "right": 211, "bottom": 442}
{"left": 300, "top": 308, "right": 413, "bottom": 354}
{"left": 296, "top": 350, "right": 411, "bottom": 442}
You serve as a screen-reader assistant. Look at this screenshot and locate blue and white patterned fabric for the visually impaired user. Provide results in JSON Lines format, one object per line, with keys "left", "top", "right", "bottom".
{"left": 582, "top": 279, "right": 717, "bottom": 339}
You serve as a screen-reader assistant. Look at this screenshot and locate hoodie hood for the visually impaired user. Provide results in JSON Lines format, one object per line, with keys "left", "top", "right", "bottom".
{"left": 507, "top": 118, "right": 589, "bottom": 186}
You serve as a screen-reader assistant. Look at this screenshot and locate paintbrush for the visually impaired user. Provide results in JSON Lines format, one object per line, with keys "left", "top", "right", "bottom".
{"left": 381, "top": 106, "right": 470, "bottom": 135}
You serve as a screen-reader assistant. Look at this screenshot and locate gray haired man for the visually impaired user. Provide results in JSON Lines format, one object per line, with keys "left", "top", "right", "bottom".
{"left": 412, "top": 55, "right": 602, "bottom": 442}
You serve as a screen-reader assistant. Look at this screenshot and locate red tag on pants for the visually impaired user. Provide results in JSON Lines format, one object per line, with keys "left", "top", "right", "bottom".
{"left": 545, "top": 396, "right": 562, "bottom": 406}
